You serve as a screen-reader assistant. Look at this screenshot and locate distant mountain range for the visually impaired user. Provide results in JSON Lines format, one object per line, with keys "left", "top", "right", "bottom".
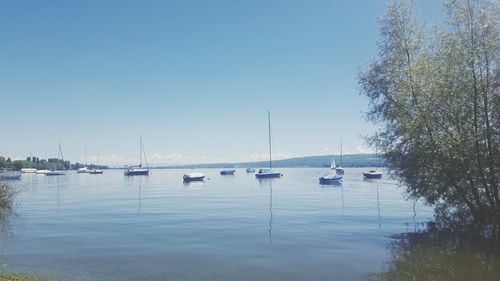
{"left": 153, "top": 154, "right": 383, "bottom": 169}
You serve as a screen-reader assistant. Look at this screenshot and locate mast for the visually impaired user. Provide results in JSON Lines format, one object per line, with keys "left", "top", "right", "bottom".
{"left": 85, "top": 145, "right": 88, "bottom": 166}
{"left": 340, "top": 139, "right": 343, "bottom": 167}
{"left": 58, "top": 139, "right": 64, "bottom": 161}
{"left": 268, "top": 111, "right": 272, "bottom": 169}
{"left": 140, "top": 135, "right": 143, "bottom": 167}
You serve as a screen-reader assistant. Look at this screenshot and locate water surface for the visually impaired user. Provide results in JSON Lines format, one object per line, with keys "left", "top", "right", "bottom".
{"left": 1, "top": 168, "right": 440, "bottom": 280}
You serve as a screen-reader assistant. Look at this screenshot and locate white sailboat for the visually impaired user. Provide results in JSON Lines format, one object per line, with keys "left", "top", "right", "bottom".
{"left": 89, "top": 152, "right": 103, "bottom": 174}
{"left": 46, "top": 140, "right": 66, "bottom": 176}
{"left": 246, "top": 150, "right": 256, "bottom": 173}
{"left": 363, "top": 146, "right": 382, "bottom": 179}
{"left": 77, "top": 146, "right": 89, "bottom": 173}
{"left": 255, "top": 111, "right": 282, "bottom": 179}
{"left": 124, "top": 135, "right": 149, "bottom": 176}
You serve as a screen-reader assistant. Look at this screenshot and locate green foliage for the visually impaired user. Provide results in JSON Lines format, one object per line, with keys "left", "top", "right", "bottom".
{"left": 359, "top": 0, "right": 500, "bottom": 228}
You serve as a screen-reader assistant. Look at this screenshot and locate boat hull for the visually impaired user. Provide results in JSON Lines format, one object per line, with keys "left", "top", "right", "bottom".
{"left": 220, "top": 170, "right": 235, "bottom": 175}
{"left": 20, "top": 168, "right": 37, "bottom": 173}
{"left": 183, "top": 175, "right": 205, "bottom": 182}
{"left": 363, "top": 172, "right": 382, "bottom": 179}
{"left": 319, "top": 177, "right": 342, "bottom": 185}
{"left": 89, "top": 170, "right": 103, "bottom": 174}
{"left": 125, "top": 170, "right": 149, "bottom": 176}
{"left": 255, "top": 172, "right": 282, "bottom": 178}
{"left": 245, "top": 168, "right": 255, "bottom": 173}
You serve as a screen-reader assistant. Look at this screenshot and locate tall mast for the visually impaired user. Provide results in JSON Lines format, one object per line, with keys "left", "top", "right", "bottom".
{"left": 268, "top": 111, "right": 272, "bottom": 169}
{"left": 340, "top": 139, "right": 343, "bottom": 167}
{"left": 58, "top": 139, "right": 64, "bottom": 161}
{"left": 140, "top": 135, "right": 143, "bottom": 167}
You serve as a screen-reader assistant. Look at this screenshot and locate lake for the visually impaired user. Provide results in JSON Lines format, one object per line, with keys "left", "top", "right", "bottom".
{"left": 1, "top": 168, "right": 496, "bottom": 281}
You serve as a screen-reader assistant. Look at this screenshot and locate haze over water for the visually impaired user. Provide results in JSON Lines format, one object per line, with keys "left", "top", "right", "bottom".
{"left": 1, "top": 168, "right": 432, "bottom": 281}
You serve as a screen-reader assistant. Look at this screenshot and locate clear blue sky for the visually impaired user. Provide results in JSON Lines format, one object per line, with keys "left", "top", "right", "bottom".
{"left": 0, "top": 0, "right": 443, "bottom": 165}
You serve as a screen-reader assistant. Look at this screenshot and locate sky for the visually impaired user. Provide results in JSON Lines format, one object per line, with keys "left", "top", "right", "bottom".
{"left": 0, "top": 0, "right": 444, "bottom": 166}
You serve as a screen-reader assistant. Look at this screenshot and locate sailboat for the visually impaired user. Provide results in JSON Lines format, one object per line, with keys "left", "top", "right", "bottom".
{"left": 246, "top": 150, "right": 256, "bottom": 173}
{"left": 319, "top": 152, "right": 342, "bottom": 184}
{"left": 46, "top": 140, "right": 66, "bottom": 176}
{"left": 89, "top": 152, "right": 103, "bottom": 174}
{"left": 335, "top": 139, "right": 345, "bottom": 175}
{"left": 363, "top": 147, "right": 382, "bottom": 179}
{"left": 124, "top": 135, "right": 150, "bottom": 176}
{"left": 77, "top": 145, "right": 89, "bottom": 173}
{"left": 255, "top": 111, "right": 282, "bottom": 179}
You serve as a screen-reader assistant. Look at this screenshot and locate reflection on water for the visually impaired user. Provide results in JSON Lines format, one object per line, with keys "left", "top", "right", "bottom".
{"left": 368, "top": 223, "right": 500, "bottom": 281}
{"left": 1, "top": 168, "right": 475, "bottom": 281}
{"left": 268, "top": 179, "right": 273, "bottom": 244}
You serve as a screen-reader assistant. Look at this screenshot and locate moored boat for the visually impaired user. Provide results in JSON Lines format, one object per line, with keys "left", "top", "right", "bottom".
{"left": 183, "top": 172, "right": 205, "bottom": 182}
{"left": 246, "top": 167, "right": 256, "bottom": 173}
{"left": 220, "top": 169, "right": 235, "bottom": 175}
{"left": 319, "top": 173, "right": 343, "bottom": 185}
{"left": 77, "top": 167, "right": 90, "bottom": 173}
{"left": 363, "top": 170, "right": 382, "bottom": 179}
{"left": 125, "top": 135, "right": 150, "bottom": 176}
{"left": 255, "top": 111, "right": 282, "bottom": 179}
{"left": 46, "top": 170, "right": 66, "bottom": 176}
{"left": 124, "top": 167, "right": 149, "bottom": 176}
{"left": 256, "top": 168, "right": 282, "bottom": 178}
{"left": 36, "top": 169, "right": 51, "bottom": 174}
{"left": 21, "top": 168, "right": 37, "bottom": 173}
{"left": 89, "top": 169, "right": 103, "bottom": 174}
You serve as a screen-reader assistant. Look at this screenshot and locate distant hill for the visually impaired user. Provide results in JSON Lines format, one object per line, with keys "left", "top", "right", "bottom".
{"left": 154, "top": 154, "right": 383, "bottom": 169}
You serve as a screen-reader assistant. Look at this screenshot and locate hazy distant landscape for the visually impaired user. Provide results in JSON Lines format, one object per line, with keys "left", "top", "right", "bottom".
{"left": 154, "top": 153, "right": 381, "bottom": 169}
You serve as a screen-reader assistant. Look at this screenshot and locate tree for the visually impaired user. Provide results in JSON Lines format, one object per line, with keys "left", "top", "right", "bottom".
{"left": 359, "top": 0, "right": 499, "bottom": 235}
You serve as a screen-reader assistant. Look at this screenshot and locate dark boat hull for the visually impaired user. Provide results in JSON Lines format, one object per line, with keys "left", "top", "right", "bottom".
{"left": 183, "top": 176, "right": 205, "bottom": 182}
{"left": 125, "top": 170, "right": 149, "bottom": 176}
{"left": 319, "top": 178, "right": 342, "bottom": 185}
{"left": 46, "top": 172, "right": 65, "bottom": 176}
{"left": 255, "top": 172, "right": 282, "bottom": 178}
{"left": 363, "top": 172, "right": 382, "bottom": 179}
{"left": 220, "top": 170, "right": 235, "bottom": 175}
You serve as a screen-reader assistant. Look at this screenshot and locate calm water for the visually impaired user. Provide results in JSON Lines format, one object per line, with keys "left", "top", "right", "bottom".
{"left": 1, "top": 168, "right": 436, "bottom": 280}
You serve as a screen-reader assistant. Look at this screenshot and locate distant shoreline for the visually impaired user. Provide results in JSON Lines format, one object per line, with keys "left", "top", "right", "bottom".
{"left": 138, "top": 153, "right": 384, "bottom": 169}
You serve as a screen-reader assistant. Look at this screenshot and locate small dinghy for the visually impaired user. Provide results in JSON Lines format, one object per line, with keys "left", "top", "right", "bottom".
{"left": 362, "top": 170, "right": 382, "bottom": 179}
{"left": 255, "top": 168, "right": 282, "bottom": 179}
{"left": 220, "top": 169, "right": 235, "bottom": 175}
{"left": 183, "top": 173, "right": 205, "bottom": 182}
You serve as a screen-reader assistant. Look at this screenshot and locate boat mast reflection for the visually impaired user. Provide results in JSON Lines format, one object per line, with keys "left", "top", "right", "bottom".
{"left": 269, "top": 179, "right": 273, "bottom": 244}
{"left": 138, "top": 182, "right": 142, "bottom": 215}
{"left": 377, "top": 184, "right": 381, "bottom": 230}
{"left": 258, "top": 178, "right": 274, "bottom": 244}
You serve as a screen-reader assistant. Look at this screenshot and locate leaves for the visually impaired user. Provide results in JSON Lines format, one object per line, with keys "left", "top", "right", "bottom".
{"left": 359, "top": 0, "right": 500, "bottom": 227}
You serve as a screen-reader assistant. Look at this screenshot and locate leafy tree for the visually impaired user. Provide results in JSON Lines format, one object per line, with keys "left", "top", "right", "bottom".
{"left": 359, "top": 0, "right": 499, "bottom": 234}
